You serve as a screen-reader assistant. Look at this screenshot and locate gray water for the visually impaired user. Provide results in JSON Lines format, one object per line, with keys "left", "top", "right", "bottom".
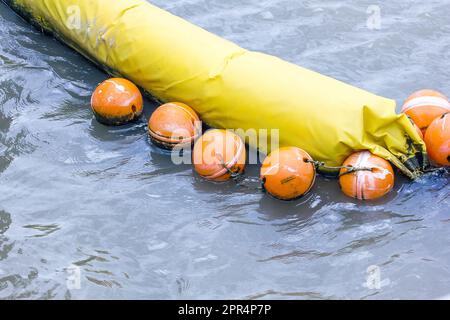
{"left": 0, "top": 0, "right": 449, "bottom": 300}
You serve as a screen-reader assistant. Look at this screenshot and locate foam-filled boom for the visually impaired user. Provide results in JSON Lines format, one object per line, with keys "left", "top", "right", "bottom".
{"left": 3, "top": 0, "right": 428, "bottom": 178}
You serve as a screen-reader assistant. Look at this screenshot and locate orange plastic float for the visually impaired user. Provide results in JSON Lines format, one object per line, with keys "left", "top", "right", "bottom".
{"left": 339, "top": 151, "right": 395, "bottom": 200}
{"left": 193, "top": 129, "right": 246, "bottom": 182}
{"left": 91, "top": 78, "right": 143, "bottom": 125}
{"left": 148, "top": 102, "right": 200, "bottom": 150}
{"left": 260, "top": 147, "right": 316, "bottom": 201}
{"left": 424, "top": 113, "right": 450, "bottom": 167}
{"left": 402, "top": 89, "right": 450, "bottom": 134}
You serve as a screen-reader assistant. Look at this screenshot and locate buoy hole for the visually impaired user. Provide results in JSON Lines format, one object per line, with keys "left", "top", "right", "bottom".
{"left": 132, "top": 105, "right": 137, "bottom": 112}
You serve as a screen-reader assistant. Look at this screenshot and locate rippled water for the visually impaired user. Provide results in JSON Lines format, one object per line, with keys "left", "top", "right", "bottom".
{"left": 0, "top": 0, "right": 449, "bottom": 299}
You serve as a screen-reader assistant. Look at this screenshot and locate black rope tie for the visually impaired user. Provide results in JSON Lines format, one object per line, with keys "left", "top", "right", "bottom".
{"left": 217, "top": 154, "right": 242, "bottom": 179}
{"left": 423, "top": 167, "right": 447, "bottom": 173}
{"left": 216, "top": 156, "right": 377, "bottom": 192}
{"left": 304, "top": 159, "right": 374, "bottom": 177}
{"left": 217, "top": 154, "right": 263, "bottom": 190}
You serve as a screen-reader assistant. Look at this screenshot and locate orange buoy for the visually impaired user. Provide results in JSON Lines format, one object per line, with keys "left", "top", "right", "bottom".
{"left": 260, "top": 147, "right": 316, "bottom": 201}
{"left": 424, "top": 113, "right": 450, "bottom": 167}
{"left": 148, "top": 102, "right": 200, "bottom": 150}
{"left": 339, "top": 151, "right": 394, "bottom": 200}
{"left": 401, "top": 89, "right": 450, "bottom": 134}
{"left": 193, "top": 129, "right": 246, "bottom": 181}
{"left": 91, "top": 78, "right": 143, "bottom": 125}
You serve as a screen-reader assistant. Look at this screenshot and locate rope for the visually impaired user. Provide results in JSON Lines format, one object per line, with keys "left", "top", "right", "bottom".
{"left": 304, "top": 159, "right": 374, "bottom": 177}
{"left": 217, "top": 156, "right": 376, "bottom": 187}
{"left": 423, "top": 166, "right": 448, "bottom": 173}
{"left": 215, "top": 156, "right": 444, "bottom": 191}
{"left": 217, "top": 154, "right": 263, "bottom": 190}
{"left": 216, "top": 153, "right": 242, "bottom": 179}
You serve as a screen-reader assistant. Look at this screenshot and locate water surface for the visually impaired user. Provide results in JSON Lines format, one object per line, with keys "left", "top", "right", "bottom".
{"left": 0, "top": 0, "right": 449, "bottom": 299}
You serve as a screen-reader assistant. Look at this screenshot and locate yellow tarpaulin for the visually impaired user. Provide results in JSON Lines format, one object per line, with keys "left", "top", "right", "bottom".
{"left": 4, "top": 0, "right": 428, "bottom": 178}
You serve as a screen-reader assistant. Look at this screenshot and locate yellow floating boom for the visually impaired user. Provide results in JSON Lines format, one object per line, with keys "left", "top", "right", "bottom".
{"left": 4, "top": 0, "right": 428, "bottom": 178}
